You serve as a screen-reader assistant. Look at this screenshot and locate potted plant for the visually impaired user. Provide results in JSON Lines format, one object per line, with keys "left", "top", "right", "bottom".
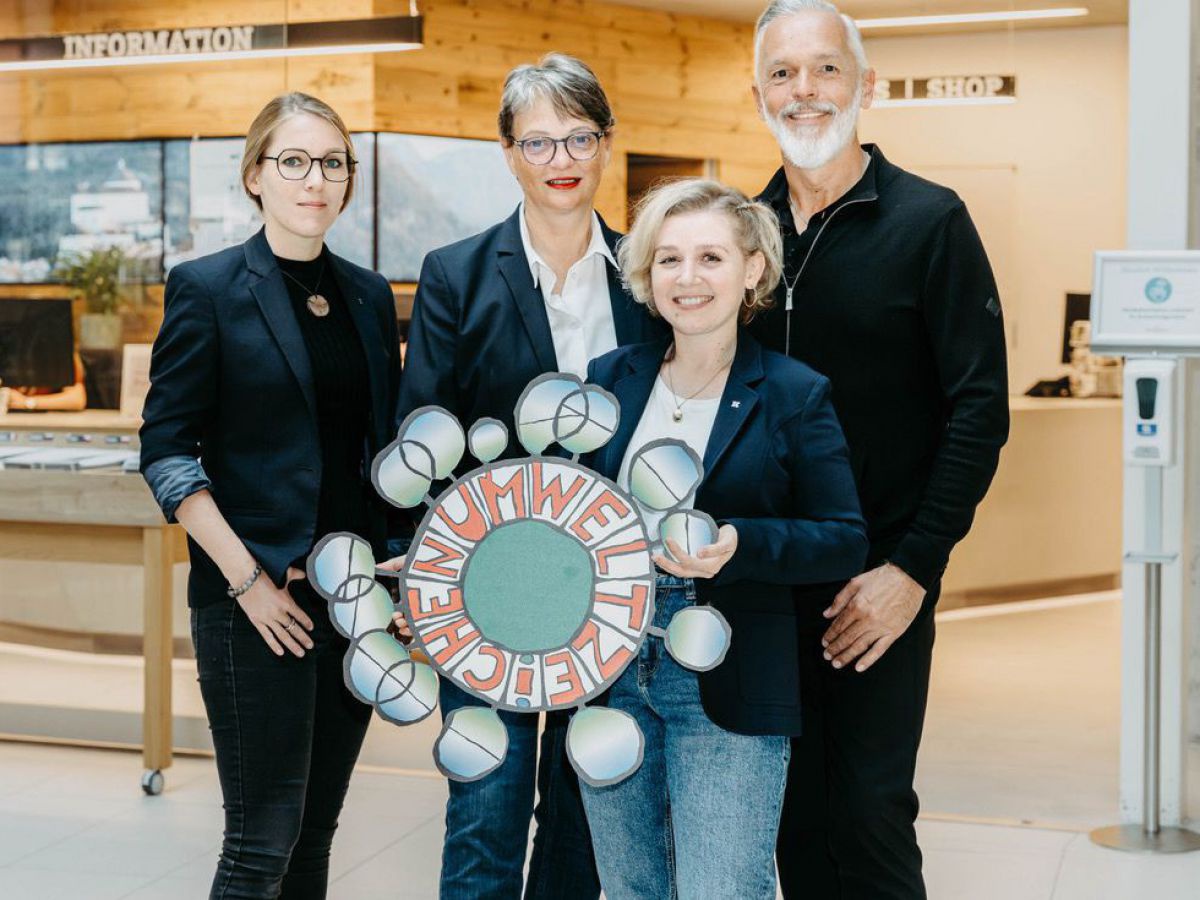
{"left": 54, "top": 246, "right": 128, "bottom": 350}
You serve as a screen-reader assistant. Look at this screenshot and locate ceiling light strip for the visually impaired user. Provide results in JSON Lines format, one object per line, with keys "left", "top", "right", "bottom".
{"left": 0, "top": 43, "right": 423, "bottom": 73}
{"left": 856, "top": 7, "right": 1089, "bottom": 29}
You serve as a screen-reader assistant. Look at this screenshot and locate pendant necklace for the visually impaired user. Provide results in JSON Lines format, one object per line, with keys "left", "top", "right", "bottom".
{"left": 662, "top": 348, "right": 733, "bottom": 423}
{"left": 280, "top": 259, "right": 330, "bottom": 318}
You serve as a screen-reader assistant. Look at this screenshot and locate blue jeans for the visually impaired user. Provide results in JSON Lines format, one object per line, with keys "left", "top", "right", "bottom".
{"left": 580, "top": 575, "right": 790, "bottom": 900}
{"left": 438, "top": 679, "right": 600, "bottom": 899}
{"left": 191, "top": 581, "right": 371, "bottom": 899}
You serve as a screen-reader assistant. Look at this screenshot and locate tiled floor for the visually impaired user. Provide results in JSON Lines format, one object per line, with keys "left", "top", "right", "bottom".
{"left": 2, "top": 592, "right": 1199, "bottom": 898}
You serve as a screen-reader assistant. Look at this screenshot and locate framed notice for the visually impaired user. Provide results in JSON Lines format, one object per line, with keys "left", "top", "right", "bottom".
{"left": 119, "top": 343, "right": 153, "bottom": 419}
{"left": 1091, "top": 251, "right": 1200, "bottom": 354}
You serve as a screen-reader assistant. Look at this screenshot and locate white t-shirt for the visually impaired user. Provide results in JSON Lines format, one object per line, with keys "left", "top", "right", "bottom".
{"left": 518, "top": 204, "right": 619, "bottom": 378}
{"left": 618, "top": 375, "right": 721, "bottom": 541}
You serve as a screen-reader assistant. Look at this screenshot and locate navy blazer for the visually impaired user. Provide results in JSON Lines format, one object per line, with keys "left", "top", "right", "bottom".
{"left": 587, "top": 333, "right": 868, "bottom": 736}
{"left": 398, "top": 206, "right": 664, "bottom": 448}
{"left": 139, "top": 228, "right": 402, "bottom": 602}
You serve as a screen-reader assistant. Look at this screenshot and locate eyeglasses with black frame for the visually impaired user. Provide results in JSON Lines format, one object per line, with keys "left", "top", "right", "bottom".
{"left": 261, "top": 148, "right": 356, "bottom": 182}
{"left": 510, "top": 130, "right": 607, "bottom": 165}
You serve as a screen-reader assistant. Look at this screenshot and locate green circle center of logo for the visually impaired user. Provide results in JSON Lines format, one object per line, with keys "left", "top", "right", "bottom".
{"left": 462, "top": 520, "right": 593, "bottom": 653}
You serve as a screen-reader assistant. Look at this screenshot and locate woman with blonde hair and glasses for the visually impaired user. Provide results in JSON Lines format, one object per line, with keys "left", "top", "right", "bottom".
{"left": 580, "top": 178, "right": 867, "bottom": 898}
{"left": 140, "top": 92, "right": 403, "bottom": 898}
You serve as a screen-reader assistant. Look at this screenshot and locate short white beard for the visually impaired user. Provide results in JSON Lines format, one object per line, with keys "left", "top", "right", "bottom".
{"left": 764, "top": 81, "right": 864, "bottom": 170}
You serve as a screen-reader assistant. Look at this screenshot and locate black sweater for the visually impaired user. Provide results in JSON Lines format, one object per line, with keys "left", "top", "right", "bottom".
{"left": 752, "top": 145, "right": 1009, "bottom": 591}
{"left": 275, "top": 250, "right": 371, "bottom": 551}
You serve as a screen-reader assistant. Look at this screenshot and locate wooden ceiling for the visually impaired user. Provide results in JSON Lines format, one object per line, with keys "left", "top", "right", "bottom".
{"left": 613, "top": 1, "right": 1127, "bottom": 32}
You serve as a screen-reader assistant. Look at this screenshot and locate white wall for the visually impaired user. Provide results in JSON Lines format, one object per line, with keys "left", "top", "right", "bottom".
{"left": 858, "top": 25, "right": 1128, "bottom": 394}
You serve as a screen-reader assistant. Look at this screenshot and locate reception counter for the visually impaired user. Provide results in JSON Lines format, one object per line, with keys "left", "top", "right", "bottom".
{"left": 0, "top": 410, "right": 184, "bottom": 793}
{"left": 941, "top": 396, "right": 1123, "bottom": 604}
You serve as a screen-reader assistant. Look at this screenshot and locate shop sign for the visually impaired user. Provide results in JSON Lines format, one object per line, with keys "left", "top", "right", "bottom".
{"left": 874, "top": 74, "right": 1016, "bottom": 106}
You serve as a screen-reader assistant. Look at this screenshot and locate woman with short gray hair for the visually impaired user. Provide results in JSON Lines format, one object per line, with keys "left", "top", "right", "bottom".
{"left": 397, "top": 52, "right": 662, "bottom": 899}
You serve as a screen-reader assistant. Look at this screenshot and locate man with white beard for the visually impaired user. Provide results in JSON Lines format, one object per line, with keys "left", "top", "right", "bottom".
{"left": 748, "top": 2, "right": 1010, "bottom": 898}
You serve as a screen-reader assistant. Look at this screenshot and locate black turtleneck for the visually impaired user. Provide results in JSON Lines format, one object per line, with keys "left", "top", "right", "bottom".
{"left": 275, "top": 249, "right": 371, "bottom": 546}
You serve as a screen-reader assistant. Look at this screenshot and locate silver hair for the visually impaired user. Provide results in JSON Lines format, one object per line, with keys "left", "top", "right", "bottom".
{"left": 497, "top": 53, "right": 615, "bottom": 143}
{"left": 754, "top": 0, "right": 870, "bottom": 81}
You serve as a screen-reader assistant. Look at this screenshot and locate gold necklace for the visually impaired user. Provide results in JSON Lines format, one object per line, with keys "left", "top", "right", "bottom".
{"left": 662, "top": 349, "right": 733, "bottom": 423}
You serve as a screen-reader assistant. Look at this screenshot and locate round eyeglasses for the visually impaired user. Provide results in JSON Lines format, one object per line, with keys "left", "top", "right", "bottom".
{"left": 261, "top": 148, "right": 355, "bottom": 182}
{"left": 511, "top": 131, "right": 606, "bottom": 165}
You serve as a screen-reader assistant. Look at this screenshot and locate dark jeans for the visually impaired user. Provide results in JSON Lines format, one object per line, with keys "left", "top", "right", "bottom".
{"left": 191, "top": 581, "right": 372, "bottom": 900}
{"left": 438, "top": 680, "right": 600, "bottom": 900}
{"left": 777, "top": 584, "right": 939, "bottom": 900}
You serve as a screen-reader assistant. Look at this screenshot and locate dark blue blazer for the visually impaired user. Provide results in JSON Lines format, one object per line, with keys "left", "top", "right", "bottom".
{"left": 587, "top": 333, "right": 868, "bottom": 736}
{"left": 398, "top": 206, "right": 664, "bottom": 447}
{"left": 139, "top": 228, "right": 402, "bottom": 602}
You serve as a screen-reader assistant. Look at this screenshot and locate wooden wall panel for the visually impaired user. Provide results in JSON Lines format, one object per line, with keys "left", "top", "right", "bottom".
{"left": 0, "top": 0, "right": 783, "bottom": 226}
{"left": 373, "top": 0, "right": 780, "bottom": 224}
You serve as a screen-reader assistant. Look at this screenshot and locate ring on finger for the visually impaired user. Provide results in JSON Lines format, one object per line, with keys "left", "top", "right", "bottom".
{"left": 283, "top": 618, "right": 296, "bottom": 631}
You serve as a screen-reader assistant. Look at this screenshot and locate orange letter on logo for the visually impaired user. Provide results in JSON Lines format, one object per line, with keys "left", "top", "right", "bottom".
{"left": 530, "top": 462, "right": 586, "bottom": 520}
{"left": 436, "top": 484, "right": 487, "bottom": 542}
{"left": 479, "top": 467, "right": 527, "bottom": 523}
{"left": 544, "top": 651, "right": 586, "bottom": 706}
{"left": 569, "top": 490, "right": 630, "bottom": 541}
{"left": 412, "top": 537, "right": 466, "bottom": 578}
{"left": 462, "top": 644, "right": 507, "bottom": 693}
{"left": 572, "top": 619, "right": 633, "bottom": 681}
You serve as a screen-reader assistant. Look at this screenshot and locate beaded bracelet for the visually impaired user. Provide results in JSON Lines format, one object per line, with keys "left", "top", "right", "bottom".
{"left": 227, "top": 564, "right": 263, "bottom": 599}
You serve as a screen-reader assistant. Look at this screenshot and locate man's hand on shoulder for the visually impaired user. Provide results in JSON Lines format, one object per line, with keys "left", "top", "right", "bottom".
{"left": 821, "top": 562, "right": 925, "bottom": 673}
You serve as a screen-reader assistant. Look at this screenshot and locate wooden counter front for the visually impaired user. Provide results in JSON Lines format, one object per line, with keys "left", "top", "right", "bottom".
{"left": 941, "top": 396, "right": 1123, "bottom": 604}
{"left": 0, "top": 461, "right": 184, "bottom": 794}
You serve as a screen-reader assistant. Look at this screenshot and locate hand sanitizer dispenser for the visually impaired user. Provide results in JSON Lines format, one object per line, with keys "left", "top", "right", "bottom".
{"left": 1124, "top": 359, "right": 1175, "bottom": 467}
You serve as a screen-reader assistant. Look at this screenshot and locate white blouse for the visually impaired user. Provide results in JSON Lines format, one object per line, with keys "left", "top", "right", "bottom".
{"left": 618, "top": 375, "right": 720, "bottom": 541}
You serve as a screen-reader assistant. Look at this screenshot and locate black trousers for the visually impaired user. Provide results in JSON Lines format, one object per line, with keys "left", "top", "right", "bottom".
{"left": 191, "top": 581, "right": 372, "bottom": 899}
{"left": 778, "top": 584, "right": 939, "bottom": 900}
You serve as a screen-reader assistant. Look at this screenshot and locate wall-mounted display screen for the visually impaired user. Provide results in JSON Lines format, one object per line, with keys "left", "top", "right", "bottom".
{"left": 0, "top": 298, "right": 74, "bottom": 387}
{"left": 164, "top": 133, "right": 375, "bottom": 272}
{"left": 0, "top": 141, "right": 163, "bottom": 283}
{"left": 377, "top": 133, "right": 522, "bottom": 282}
{"left": 0, "top": 132, "right": 520, "bottom": 286}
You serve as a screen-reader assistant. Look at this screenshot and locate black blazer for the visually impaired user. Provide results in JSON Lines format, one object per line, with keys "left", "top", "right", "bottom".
{"left": 139, "top": 228, "right": 402, "bottom": 602}
{"left": 586, "top": 334, "right": 868, "bottom": 736}
{"left": 398, "top": 206, "right": 664, "bottom": 446}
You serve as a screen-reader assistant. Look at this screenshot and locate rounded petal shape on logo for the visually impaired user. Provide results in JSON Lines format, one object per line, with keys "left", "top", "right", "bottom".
{"left": 377, "top": 655, "right": 439, "bottom": 725}
{"left": 329, "top": 581, "right": 395, "bottom": 640}
{"left": 567, "top": 706, "right": 645, "bottom": 787}
{"left": 373, "top": 440, "right": 434, "bottom": 508}
{"left": 344, "top": 630, "right": 437, "bottom": 724}
{"left": 468, "top": 418, "right": 509, "bottom": 464}
{"left": 345, "top": 629, "right": 408, "bottom": 705}
{"left": 627, "top": 439, "right": 704, "bottom": 511}
{"left": 434, "top": 706, "right": 508, "bottom": 782}
{"left": 556, "top": 386, "right": 620, "bottom": 455}
{"left": 307, "top": 532, "right": 375, "bottom": 601}
{"left": 659, "top": 510, "right": 719, "bottom": 560}
{"left": 665, "top": 605, "right": 731, "bottom": 672}
{"left": 398, "top": 407, "right": 466, "bottom": 479}
{"left": 515, "top": 373, "right": 583, "bottom": 454}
